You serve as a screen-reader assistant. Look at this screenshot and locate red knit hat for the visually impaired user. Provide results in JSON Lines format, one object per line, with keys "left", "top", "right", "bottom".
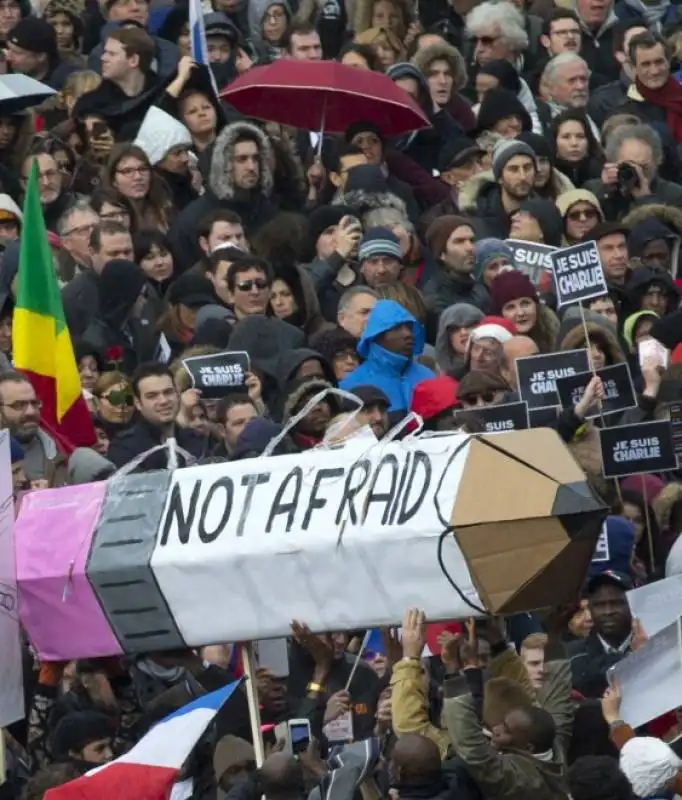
{"left": 470, "top": 315, "right": 517, "bottom": 346}
{"left": 411, "top": 376, "right": 460, "bottom": 420}
{"left": 489, "top": 269, "right": 538, "bottom": 315}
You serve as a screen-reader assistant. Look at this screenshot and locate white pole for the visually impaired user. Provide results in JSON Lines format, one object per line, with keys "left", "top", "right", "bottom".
{"left": 241, "top": 643, "right": 266, "bottom": 767}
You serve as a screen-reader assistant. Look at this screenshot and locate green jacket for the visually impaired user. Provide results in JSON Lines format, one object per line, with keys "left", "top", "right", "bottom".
{"left": 443, "top": 693, "right": 570, "bottom": 800}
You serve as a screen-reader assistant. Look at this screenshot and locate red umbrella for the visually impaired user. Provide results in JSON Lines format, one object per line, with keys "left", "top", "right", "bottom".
{"left": 220, "top": 60, "right": 430, "bottom": 137}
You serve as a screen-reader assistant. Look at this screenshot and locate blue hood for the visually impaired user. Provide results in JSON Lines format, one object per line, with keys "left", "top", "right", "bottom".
{"left": 357, "top": 300, "right": 425, "bottom": 361}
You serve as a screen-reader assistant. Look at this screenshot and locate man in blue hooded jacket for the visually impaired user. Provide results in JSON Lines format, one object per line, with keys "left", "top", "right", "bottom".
{"left": 340, "top": 299, "right": 434, "bottom": 413}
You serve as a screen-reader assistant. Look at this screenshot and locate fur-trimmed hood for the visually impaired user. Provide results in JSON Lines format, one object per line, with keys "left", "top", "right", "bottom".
{"left": 557, "top": 307, "right": 625, "bottom": 364}
{"left": 623, "top": 203, "right": 682, "bottom": 237}
{"left": 655, "top": 483, "right": 682, "bottom": 533}
{"left": 283, "top": 377, "right": 336, "bottom": 422}
{"left": 332, "top": 188, "right": 407, "bottom": 223}
{"left": 457, "top": 170, "right": 496, "bottom": 214}
{"left": 411, "top": 41, "right": 468, "bottom": 92}
{"left": 209, "top": 121, "right": 274, "bottom": 201}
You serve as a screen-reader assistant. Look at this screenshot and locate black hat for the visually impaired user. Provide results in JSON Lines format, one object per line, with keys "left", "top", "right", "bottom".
{"left": 583, "top": 222, "right": 629, "bottom": 245}
{"left": 166, "top": 272, "right": 217, "bottom": 309}
{"left": 438, "top": 137, "right": 484, "bottom": 174}
{"left": 587, "top": 569, "right": 633, "bottom": 594}
{"left": 517, "top": 131, "right": 552, "bottom": 161}
{"left": 348, "top": 384, "right": 390, "bottom": 408}
{"left": 8, "top": 17, "right": 57, "bottom": 57}
{"left": 477, "top": 59, "right": 521, "bottom": 94}
{"left": 345, "top": 120, "right": 385, "bottom": 144}
{"left": 306, "top": 205, "right": 356, "bottom": 251}
{"left": 50, "top": 711, "right": 114, "bottom": 759}
{"left": 476, "top": 88, "right": 531, "bottom": 135}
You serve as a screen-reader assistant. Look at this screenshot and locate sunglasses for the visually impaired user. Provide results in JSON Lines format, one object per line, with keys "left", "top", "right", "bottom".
{"left": 567, "top": 208, "right": 599, "bottom": 222}
{"left": 103, "top": 388, "right": 133, "bottom": 407}
{"left": 474, "top": 35, "right": 499, "bottom": 46}
{"left": 462, "top": 391, "right": 497, "bottom": 405}
{"left": 236, "top": 278, "right": 270, "bottom": 292}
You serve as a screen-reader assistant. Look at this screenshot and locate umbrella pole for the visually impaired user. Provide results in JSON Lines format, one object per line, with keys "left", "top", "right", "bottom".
{"left": 316, "top": 96, "right": 328, "bottom": 159}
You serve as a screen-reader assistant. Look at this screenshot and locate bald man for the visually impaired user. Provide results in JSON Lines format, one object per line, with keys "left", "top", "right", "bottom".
{"left": 501, "top": 336, "right": 539, "bottom": 390}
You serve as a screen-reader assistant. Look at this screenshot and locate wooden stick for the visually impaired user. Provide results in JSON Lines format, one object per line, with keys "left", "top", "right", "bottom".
{"left": 345, "top": 630, "right": 371, "bottom": 692}
{"left": 241, "top": 643, "right": 265, "bottom": 767}
{"left": 642, "top": 480, "right": 656, "bottom": 575}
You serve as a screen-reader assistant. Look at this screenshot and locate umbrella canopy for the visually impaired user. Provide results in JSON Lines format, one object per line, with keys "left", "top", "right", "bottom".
{"left": 0, "top": 74, "right": 55, "bottom": 115}
{"left": 221, "top": 60, "right": 430, "bottom": 137}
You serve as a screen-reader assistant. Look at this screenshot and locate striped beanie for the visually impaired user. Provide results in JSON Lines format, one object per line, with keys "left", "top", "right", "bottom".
{"left": 358, "top": 227, "right": 403, "bottom": 263}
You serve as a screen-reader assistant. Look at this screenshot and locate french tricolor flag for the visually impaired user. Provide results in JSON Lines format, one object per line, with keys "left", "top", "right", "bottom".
{"left": 45, "top": 680, "right": 242, "bottom": 800}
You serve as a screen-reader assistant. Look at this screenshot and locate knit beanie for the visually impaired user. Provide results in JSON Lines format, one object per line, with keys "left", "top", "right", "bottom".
{"left": 306, "top": 205, "right": 356, "bottom": 256}
{"left": 492, "top": 139, "right": 537, "bottom": 180}
{"left": 470, "top": 315, "right": 517, "bottom": 345}
{"left": 490, "top": 269, "right": 538, "bottom": 314}
{"left": 425, "top": 215, "right": 472, "bottom": 259}
{"left": 620, "top": 737, "right": 682, "bottom": 798}
{"left": 345, "top": 120, "right": 385, "bottom": 144}
{"left": 517, "top": 198, "right": 564, "bottom": 247}
{"left": 477, "top": 59, "right": 521, "bottom": 93}
{"left": 517, "top": 131, "right": 552, "bottom": 161}
{"left": 474, "top": 238, "right": 514, "bottom": 281}
{"left": 358, "top": 227, "right": 403, "bottom": 263}
{"left": 50, "top": 711, "right": 114, "bottom": 759}
{"left": 309, "top": 326, "right": 358, "bottom": 362}
{"left": 167, "top": 272, "right": 218, "bottom": 308}
{"left": 477, "top": 88, "right": 531, "bottom": 137}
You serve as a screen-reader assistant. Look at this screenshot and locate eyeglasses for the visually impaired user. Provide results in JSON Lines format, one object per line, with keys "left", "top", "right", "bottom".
{"left": 0, "top": 398, "right": 41, "bottom": 411}
{"left": 63, "top": 222, "right": 96, "bottom": 237}
{"left": 567, "top": 208, "right": 599, "bottom": 222}
{"left": 236, "top": 278, "right": 270, "bottom": 292}
{"left": 116, "top": 165, "right": 150, "bottom": 177}
{"left": 23, "top": 169, "right": 59, "bottom": 182}
{"left": 474, "top": 35, "right": 500, "bottom": 46}
{"left": 462, "top": 392, "right": 497, "bottom": 405}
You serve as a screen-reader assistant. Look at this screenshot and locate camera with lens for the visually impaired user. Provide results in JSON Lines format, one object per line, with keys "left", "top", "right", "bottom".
{"left": 616, "top": 162, "right": 640, "bottom": 195}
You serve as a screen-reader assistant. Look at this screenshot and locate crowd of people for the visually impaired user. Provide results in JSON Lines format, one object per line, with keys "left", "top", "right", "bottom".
{"left": 4, "top": 0, "right": 682, "bottom": 796}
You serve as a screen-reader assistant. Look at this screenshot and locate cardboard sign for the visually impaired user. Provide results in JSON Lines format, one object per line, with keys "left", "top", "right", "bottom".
{"left": 639, "top": 337, "right": 668, "bottom": 370}
{"left": 592, "top": 522, "right": 610, "bottom": 563}
{"left": 528, "top": 407, "right": 559, "bottom": 429}
{"left": 599, "top": 420, "right": 677, "bottom": 479}
{"left": 515, "top": 349, "right": 590, "bottom": 410}
{"left": 455, "top": 401, "right": 529, "bottom": 434}
{"left": 182, "top": 351, "right": 250, "bottom": 399}
{"left": 550, "top": 241, "right": 608, "bottom": 308}
{"left": 628, "top": 574, "right": 682, "bottom": 638}
{"left": 670, "top": 403, "right": 682, "bottom": 456}
{"left": 505, "top": 240, "right": 557, "bottom": 287}
{"left": 609, "top": 618, "right": 682, "bottom": 730}
{"left": 555, "top": 363, "right": 636, "bottom": 419}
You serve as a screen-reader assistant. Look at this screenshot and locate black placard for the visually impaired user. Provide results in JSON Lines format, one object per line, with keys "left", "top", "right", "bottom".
{"left": 515, "top": 349, "right": 590, "bottom": 410}
{"left": 182, "top": 350, "right": 250, "bottom": 399}
{"left": 550, "top": 241, "right": 608, "bottom": 308}
{"left": 505, "top": 240, "right": 557, "bottom": 287}
{"left": 454, "top": 401, "right": 529, "bottom": 434}
{"left": 670, "top": 403, "right": 682, "bottom": 456}
{"left": 529, "top": 406, "right": 559, "bottom": 429}
{"left": 599, "top": 420, "right": 678, "bottom": 479}
{"left": 555, "top": 363, "right": 636, "bottom": 419}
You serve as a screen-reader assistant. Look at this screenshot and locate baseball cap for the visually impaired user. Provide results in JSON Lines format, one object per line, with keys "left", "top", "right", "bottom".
{"left": 587, "top": 569, "right": 633, "bottom": 594}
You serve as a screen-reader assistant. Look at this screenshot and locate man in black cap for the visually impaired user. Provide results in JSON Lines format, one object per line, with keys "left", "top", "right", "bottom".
{"left": 349, "top": 385, "right": 390, "bottom": 439}
{"left": 566, "top": 571, "right": 635, "bottom": 698}
{"left": 421, "top": 137, "right": 485, "bottom": 230}
{"left": 7, "top": 16, "right": 77, "bottom": 89}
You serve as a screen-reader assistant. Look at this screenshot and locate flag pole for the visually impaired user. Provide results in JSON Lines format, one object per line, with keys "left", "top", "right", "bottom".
{"left": 241, "top": 643, "right": 265, "bottom": 766}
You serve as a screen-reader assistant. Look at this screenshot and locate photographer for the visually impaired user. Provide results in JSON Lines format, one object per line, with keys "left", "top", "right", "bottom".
{"left": 584, "top": 123, "right": 682, "bottom": 220}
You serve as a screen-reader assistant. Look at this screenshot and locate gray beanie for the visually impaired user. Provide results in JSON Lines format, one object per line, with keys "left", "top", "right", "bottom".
{"left": 491, "top": 140, "right": 537, "bottom": 180}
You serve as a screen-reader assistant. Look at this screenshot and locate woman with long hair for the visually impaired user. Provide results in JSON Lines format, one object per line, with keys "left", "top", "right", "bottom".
{"left": 550, "top": 108, "right": 604, "bottom": 189}
{"left": 102, "top": 144, "right": 174, "bottom": 232}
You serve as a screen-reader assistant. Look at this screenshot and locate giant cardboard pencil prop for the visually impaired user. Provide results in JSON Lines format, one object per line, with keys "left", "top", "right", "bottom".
{"left": 16, "top": 429, "right": 607, "bottom": 660}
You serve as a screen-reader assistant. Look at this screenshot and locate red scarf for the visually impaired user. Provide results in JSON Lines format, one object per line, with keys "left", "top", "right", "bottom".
{"left": 636, "top": 76, "right": 682, "bottom": 143}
